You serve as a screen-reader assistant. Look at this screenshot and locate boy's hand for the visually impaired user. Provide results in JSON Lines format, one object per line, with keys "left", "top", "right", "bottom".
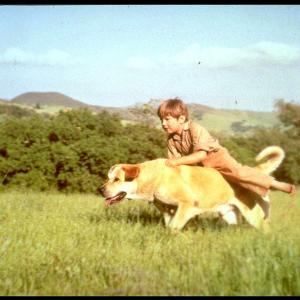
{"left": 165, "top": 159, "right": 178, "bottom": 167}
{"left": 165, "top": 151, "right": 207, "bottom": 167}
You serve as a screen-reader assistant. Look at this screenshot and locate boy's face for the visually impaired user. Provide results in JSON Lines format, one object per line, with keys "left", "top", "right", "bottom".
{"left": 161, "top": 114, "right": 186, "bottom": 135}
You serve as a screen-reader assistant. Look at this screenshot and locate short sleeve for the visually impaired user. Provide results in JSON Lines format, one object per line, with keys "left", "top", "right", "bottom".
{"left": 190, "top": 122, "right": 220, "bottom": 153}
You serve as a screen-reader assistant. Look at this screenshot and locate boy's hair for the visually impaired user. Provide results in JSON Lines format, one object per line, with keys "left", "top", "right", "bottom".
{"left": 157, "top": 98, "right": 189, "bottom": 120}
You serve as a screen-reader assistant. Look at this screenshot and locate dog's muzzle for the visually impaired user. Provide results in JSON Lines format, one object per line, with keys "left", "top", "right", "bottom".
{"left": 104, "top": 191, "right": 127, "bottom": 207}
{"left": 98, "top": 185, "right": 127, "bottom": 206}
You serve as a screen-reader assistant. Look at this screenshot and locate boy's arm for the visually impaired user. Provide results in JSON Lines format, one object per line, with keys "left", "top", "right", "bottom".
{"left": 166, "top": 150, "right": 207, "bottom": 167}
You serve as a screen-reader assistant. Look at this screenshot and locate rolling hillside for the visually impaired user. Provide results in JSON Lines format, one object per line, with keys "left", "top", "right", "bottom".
{"left": 0, "top": 98, "right": 8, "bottom": 104}
{"left": 1, "top": 92, "right": 280, "bottom": 135}
{"left": 11, "top": 92, "right": 90, "bottom": 108}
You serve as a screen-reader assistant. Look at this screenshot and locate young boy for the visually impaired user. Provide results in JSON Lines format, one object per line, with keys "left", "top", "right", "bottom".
{"left": 157, "top": 98, "right": 296, "bottom": 197}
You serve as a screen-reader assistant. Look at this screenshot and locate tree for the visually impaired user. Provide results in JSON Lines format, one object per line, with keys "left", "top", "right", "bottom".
{"left": 275, "top": 99, "right": 300, "bottom": 137}
{"left": 223, "top": 100, "right": 300, "bottom": 184}
{"left": 0, "top": 108, "right": 167, "bottom": 193}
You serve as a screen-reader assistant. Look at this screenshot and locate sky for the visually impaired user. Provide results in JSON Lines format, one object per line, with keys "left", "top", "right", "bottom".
{"left": 1, "top": 5, "right": 300, "bottom": 111}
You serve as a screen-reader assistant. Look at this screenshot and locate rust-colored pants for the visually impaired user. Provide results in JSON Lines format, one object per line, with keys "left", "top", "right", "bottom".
{"left": 202, "top": 147, "right": 273, "bottom": 197}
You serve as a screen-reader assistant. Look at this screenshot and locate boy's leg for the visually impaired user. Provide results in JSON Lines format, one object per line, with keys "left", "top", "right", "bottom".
{"left": 205, "top": 149, "right": 296, "bottom": 197}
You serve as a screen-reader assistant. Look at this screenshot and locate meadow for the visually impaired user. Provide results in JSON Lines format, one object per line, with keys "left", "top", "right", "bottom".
{"left": 1, "top": 190, "right": 299, "bottom": 296}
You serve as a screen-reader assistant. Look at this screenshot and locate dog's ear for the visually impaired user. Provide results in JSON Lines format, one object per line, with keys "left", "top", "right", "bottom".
{"left": 108, "top": 165, "right": 118, "bottom": 179}
{"left": 122, "top": 165, "right": 140, "bottom": 181}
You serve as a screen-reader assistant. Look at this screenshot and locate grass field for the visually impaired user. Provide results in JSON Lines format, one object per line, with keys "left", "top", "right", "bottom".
{"left": 1, "top": 191, "right": 299, "bottom": 296}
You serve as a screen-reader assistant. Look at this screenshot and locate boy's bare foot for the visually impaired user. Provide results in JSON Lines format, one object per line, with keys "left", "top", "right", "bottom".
{"left": 270, "top": 180, "right": 296, "bottom": 196}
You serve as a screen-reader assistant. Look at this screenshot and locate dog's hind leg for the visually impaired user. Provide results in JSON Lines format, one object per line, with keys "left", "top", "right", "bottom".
{"left": 256, "top": 195, "right": 271, "bottom": 232}
{"left": 216, "top": 204, "right": 239, "bottom": 225}
{"left": 168, "top": 203, "right": 201, "bottom": 231}
{"left": 259, "top": 194, "right": 270, "bottom": 219}
{"left": 230, "top": 197, "right": 267, "bottom": 230}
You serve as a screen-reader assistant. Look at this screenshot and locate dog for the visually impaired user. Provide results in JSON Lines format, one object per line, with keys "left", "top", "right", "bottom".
{"left": 99, "top": 146, "right": 284, "bottom": 231}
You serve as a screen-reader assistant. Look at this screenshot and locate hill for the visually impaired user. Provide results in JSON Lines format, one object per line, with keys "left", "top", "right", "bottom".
{"left": 0, "top": 98, "right": 8, "bottom": 104}
{"left": 10, "top": 92, "right": 90, "bottom": 108}
{"left": 3, "top": 92, "right": 280, "bottom": 135}
{"left": 121, "top": 99, "right": 279, "bottom": 135}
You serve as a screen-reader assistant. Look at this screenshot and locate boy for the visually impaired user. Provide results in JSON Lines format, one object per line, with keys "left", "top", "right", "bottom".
{"left": 157, "top": 98, "right": 296, "bottom": 197}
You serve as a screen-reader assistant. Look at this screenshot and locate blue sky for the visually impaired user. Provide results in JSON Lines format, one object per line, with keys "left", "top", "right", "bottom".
{"left": 1, "top": 5, "right": 300, "bottom": 111}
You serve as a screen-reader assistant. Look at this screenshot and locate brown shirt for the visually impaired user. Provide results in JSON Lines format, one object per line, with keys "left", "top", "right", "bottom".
{"left": 167, "top": 120, "right": 221, "bottom": 159}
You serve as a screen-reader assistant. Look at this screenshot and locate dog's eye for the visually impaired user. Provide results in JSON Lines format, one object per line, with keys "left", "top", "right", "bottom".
{"left": 114, "top": 178, "right": 120, "bottom": 182}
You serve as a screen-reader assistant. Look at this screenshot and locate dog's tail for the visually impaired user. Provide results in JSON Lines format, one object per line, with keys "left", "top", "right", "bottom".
{"left": 255, "top": 146, "right": 285, "bottom": 175}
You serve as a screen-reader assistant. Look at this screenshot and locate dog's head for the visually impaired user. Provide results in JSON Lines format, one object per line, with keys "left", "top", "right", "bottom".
{"left": 99, "top": 164, "right": 140, "bottom": 206}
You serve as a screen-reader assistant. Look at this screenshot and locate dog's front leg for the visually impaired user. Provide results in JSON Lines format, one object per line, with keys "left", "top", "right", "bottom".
{"left": 168, "top": 203, "right": 200, "bottom": 231}
{"left": 163, "top": 206, "right": 177, "bottom": 226}
{"left": 163, "top": 212, "right": 172, "bottom": 226}
{"left": 153, "top": 199, "right": 176, "bottom": 226}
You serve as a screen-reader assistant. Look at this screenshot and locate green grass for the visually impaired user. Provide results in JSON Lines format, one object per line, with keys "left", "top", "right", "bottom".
{"left": 1, "top": 191, "right": 299, "bottom": 296}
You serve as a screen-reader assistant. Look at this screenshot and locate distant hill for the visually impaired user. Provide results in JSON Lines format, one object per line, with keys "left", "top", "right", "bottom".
{"left": 128, "top": 100, "right": 280, "bottom": 134}
{"left": 0, "top": 102, "right": 37, "bottom": 118}
{"left": 10, "top": 92, "right": 90, "bottom": 108}
{"left": 0, "top": 98, "right": 8, "bottom": 104}
{"left": 2, "top": 91, "right": 280, "bottom": 135}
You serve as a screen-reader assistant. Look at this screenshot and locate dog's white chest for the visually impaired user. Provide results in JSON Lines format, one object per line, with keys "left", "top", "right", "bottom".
{"left": 154, "top": 188, "right": 178, "bottom": 205}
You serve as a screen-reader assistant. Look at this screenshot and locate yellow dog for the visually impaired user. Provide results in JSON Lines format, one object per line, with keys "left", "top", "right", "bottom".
{"left": 100, "top": 146, "right": 284, "bottom": 231}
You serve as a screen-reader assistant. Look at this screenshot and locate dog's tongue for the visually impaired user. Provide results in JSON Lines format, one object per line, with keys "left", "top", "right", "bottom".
{"left": 104, "top": 192, "right": 127, "bottom": 207}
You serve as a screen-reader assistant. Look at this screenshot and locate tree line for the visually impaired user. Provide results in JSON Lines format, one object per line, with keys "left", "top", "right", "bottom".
{"left": 0, "top": 100, "right": 299, "bottom": 193}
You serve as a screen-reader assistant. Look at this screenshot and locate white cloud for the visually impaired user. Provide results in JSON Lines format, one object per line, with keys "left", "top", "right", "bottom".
{"left": 1, "top": 47, "right": 33, "bottom": 65}
{"left": 125, "top": 41, "right": 300, "bottom": 70}
{"left": 125, "top": 56, "right": 159, "bottom": 70}
{"left": 248, "top": 41, "right": 300, "bottom": 65}
{"left": 0, "top": 47, "right": 81, "bottom": 67}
